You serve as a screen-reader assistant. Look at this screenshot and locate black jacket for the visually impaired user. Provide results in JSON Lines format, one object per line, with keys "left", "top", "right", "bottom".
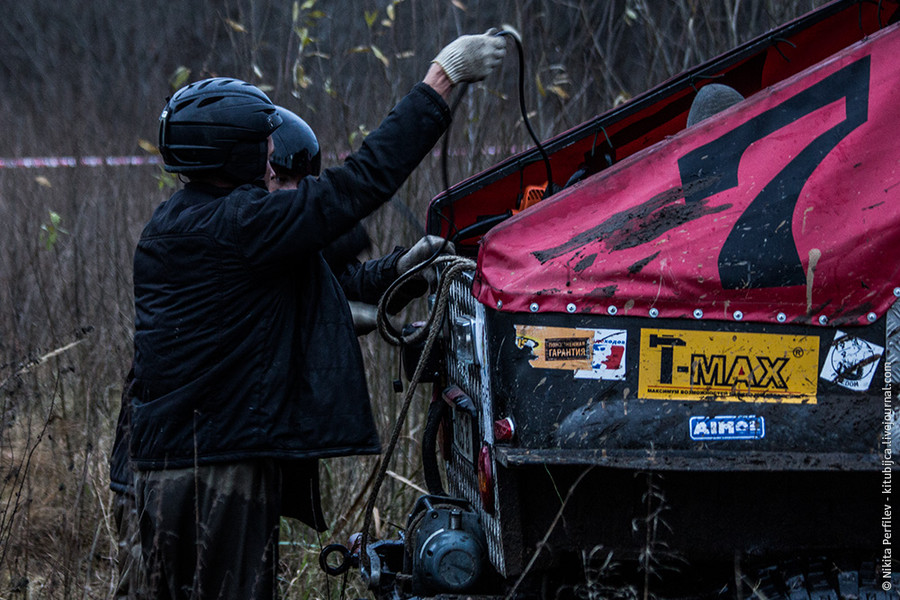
{"left": 128, "top": 83, "right": 450, "bottom": 470}
{"left": 109, "top": 248, "right": 405, "bottom": 490}
{"left": 109, "top": 366, "right": 136, "bottom": 495}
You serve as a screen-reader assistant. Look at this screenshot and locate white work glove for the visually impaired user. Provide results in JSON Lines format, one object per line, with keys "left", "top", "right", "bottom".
{"left": 432, "top": 31, "right": 507, "bottom": 85}
{"left": 396, "top": 235, "right": 455, "bottom": 276}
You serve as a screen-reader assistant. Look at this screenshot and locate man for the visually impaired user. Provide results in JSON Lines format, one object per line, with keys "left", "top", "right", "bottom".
{"left": 125, "top": 32, "right": 505, "bottom": 599}
{"left": 265, "top": 105, "right": 453, "bottom": 539}
{"left": 268, "top": 104, "right": 453, "bottom": 334}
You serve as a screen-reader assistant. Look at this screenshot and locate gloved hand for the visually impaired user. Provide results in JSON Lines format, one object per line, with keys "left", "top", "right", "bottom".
{"left": 351, "top": 301, "right": 402, "bottom": 335}
{"left": 432, "top": 31, "right": 507, "bottom": 85}
{"left": 386, "top": 236, "right": 455, "bottom": 314}
{"left": 349, "top": 301, "right": 378, "bottom": 335}
{"left": 396, "top": 235, "right": 455, "bottom": 276}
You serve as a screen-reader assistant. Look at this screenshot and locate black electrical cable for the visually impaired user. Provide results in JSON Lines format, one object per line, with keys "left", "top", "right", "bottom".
{"left": 382, "top": 30, "right": 560, "bottom": 352}
{"left": 422, "top": 399, "right": 448, "bottom": 495}
{"left": 433, "top": 27, "right": 556, "bottom": 248}
{"left": 380, "top": 29, "right": 555, "bottom": 343}
{"left": 496, "top": 29, "right": 555, "bottom": 194}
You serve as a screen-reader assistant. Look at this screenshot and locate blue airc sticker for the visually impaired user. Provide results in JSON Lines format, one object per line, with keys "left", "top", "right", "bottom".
{"left": 689, "top": 415, "right": 765, "bottom": 440}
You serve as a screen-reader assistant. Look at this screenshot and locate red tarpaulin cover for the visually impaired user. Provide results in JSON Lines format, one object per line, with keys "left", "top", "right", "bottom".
{"left": 474, "top": 23, "right": 900, "bottom": 327}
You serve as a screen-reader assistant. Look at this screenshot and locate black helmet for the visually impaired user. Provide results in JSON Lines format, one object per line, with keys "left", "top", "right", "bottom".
{"left": 269, "top": 106, "right": 321, "bottom": 178}
{"left": 158, "top": 77, "right": 283, "bottom": 183}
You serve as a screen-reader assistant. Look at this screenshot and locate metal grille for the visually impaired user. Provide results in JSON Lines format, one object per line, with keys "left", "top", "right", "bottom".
{"left": 446, "top": 451, "right": 506, "bottom": 573}
{"left": 447, "top": 271, "right": 484, "bottom": 404}
{"left": 446, "top": 270, "right": 507, "bottom": 576}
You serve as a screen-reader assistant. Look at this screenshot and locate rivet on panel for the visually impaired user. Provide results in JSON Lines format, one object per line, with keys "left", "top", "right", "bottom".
{"left": 867, "top": 312, "right": 877, "bottom": 323}
{"left": 693, "top": 308, "right": 703, "bottom": 319}
{"left": 894, "top": 287, "right": 900, "bottom": 297}
{"left": 776, "top": 312, "right": 787, "bottom": 323}
{"left": 607, "top": 305, "right": 618, "bottom": 316}
{"left": 529, "top": 302, "right": 539, "bottom": 313}
{"left": 818, "top": 314, "right": 828, "bottom": 325}
{"left": 733, "top": 310, "right": 743, "bottom": 321}
{"left": 649, "top": 308, "right": 659, "bottom": 318}
{"left": 566, "top": 303, "right": 577, "bottom": 314}
{"left": 496, "top": 300, "right": 503, "bottom": 310}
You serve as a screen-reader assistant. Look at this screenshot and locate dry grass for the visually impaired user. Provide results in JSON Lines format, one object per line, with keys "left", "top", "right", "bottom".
{"left": 0, "top": 0, "right": 827, "bottom": 597}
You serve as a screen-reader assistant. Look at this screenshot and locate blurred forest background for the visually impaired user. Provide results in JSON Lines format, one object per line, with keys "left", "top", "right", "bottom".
{"left": 0, "top": 0, "right": 828, "bottom": 597}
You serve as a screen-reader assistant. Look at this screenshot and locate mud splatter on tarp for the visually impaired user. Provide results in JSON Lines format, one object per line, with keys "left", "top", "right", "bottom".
{"left": 588, "top": 285, "right": 618, "bottom": 298}
{"left": 628, "top": 251, "right": 661, "bottom": 274}
{"left": 573, "top": 253, "right": 597, "bottom": 273}
{"left": 533, "top": 177, "right": 728, "bottom": 264}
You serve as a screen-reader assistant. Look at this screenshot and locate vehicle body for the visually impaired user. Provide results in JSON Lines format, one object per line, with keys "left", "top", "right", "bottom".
{"left": 331, "top": 1, "right": 900, "bottom": 597}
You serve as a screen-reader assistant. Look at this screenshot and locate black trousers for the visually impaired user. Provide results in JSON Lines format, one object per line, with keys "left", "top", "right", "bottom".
{"left": 135, "top": 460, "right": 282, "bottom": 600}
{"left": 113, "top": 490, "right": 147, "bottom": 599}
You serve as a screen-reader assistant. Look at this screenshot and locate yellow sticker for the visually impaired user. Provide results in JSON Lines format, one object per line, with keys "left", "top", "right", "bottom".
{"left": 638, "top": 329, "right": 819, "bottom": 403}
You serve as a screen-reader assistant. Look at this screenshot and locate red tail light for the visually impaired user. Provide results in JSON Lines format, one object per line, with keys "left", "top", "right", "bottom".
{"left": 477, "top": 444, "right": 495, "bottom": 513}
{"left": 493, "top": 417, "right": 515, "bottom": 441}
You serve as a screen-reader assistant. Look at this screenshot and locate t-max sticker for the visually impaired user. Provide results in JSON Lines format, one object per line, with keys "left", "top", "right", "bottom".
{"left": 515, "top": 325, "right": 626, "bottom": 380}
{"left": 639, "top": 329, "right": 819, "bottom": 402}
{"left": 819, "top": 330, "right": 883, "bottom": 391}
{"left": 689, "top": 415, "right": 765, "bottom": 440}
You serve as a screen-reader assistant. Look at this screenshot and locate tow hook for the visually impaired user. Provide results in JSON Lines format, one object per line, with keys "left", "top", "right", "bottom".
{"left": 319, "top": 543, "right": 356, "bottom": 576}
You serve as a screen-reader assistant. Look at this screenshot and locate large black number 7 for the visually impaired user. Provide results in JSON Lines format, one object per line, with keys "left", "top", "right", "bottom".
{"left": 678, "top": 56, "right": 870, "bottom": 289}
